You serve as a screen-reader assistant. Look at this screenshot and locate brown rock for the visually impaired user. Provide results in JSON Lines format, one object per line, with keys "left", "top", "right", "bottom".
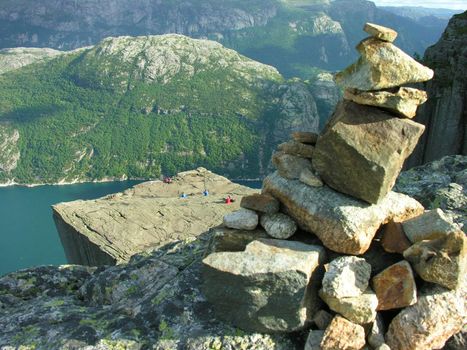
{"left": 386, "top": 283, "right": 466, "bottom": 350}
{"left": 403, "top": 231, "right": 467, "bottom": 290}
{"left": 263, "top": 171, "right": 424, "bottom": 255}
{"left": 272, "top": 152, "right": 311, "bottom": 180}
{"left": 240, "top": 193, "right": 279, "bottom": 214}
{"left": 312, "top": 101, "right": 425, "bottom": 204}
{"left": 278, "top": 140, "right": 315, "bottom": 158}
{"left": 364, "top": 22, "right": 398, "bottom": 42}
{"left": 344, "top": 87, "right": 427, "bottom": 118}
{"left": 291, "top": 131, "right": 319, "bottom": 145}
{"left": 372, "top": 261, "right": 417, "bottom": 310}
{"left": 321, "top": 315, "right": 366, "bottom": 350}
{"left": 381, "top": 220, "right": 411, "bottom": 254}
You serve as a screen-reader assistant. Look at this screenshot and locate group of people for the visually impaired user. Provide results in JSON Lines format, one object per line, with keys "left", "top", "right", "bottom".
{"left": 179, "top": 191, "right": 234, "bottom": 204}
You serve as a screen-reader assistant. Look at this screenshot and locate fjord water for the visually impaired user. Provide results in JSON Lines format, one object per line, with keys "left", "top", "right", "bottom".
{"left": 0, "top": 181, "right": 142, "bottom": 276}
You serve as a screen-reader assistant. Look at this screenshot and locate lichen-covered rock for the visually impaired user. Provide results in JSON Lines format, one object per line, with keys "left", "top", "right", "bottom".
{"left": 263, "top": 171, "right": 424, "bottom": 255}
{"left": 319, "top": 288, "right": 378, "bottom": 325}
{"left": 364, "top": 22, "right": 398, "bottom": 42}
{"left": 321, "top": 315, "right": 366, "bottom": 350}
{"left": 395, "top": 155, "right": 467, "bottom": 229}
{"left": 322, "top": 256, "right": 371, "bottom": 298}
{"left": 335, "top": 37, "right": 434, "bottom": 90}
{"left": 202, "top": 239, "right": 326, "bottom": 333}
{"left": 313, "top": 100, "right": 425, "bottom": 204}
{"left": 402, "top": 208, "right": 461, "bottom": 243}
{"left": 386, "top": 283, "right": 466, "bottom": 350}
{"left": 299, "top": 167, "right": 323, "bottom": 188}
{"left": 344, "top": 87, "right": 427, "bottom": 118}
{"left": 372, "top": 261, "right": 417, "bottom": 310}
{"left": 272, "top": 152, "right": 311, "bottom": 180}
{"left": 260, "top": 212, "right": 297, "bottom": 239}
{"left": 403, "top": 231, "right": 467, "bottom": 290}
{"left": 0, "top": 236, "right": 297, "bottom": 349}
{"left": 381, "top": 220, "right": 412, "bottom": 254}
{"left": 291, "top": 131, "right": 319, "bottom": 145}
{"left": 240, "top": 193, "right": 280, "bottom": 214}
{"left": 277, "top": 140, "right": 315, "bottom": 158}
{"left": 223, "top": 208, "right": 259, "bottom": 230}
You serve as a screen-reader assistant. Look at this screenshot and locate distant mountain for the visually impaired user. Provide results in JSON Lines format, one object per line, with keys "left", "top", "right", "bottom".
{"left": 0, "top": 0, "right": 450, "bottom": 78}
{"left": 380, "top": 6, "right": 462, "bottom": 20}
{"left": 0, "top": 35, "right": 321, "bottom": 184}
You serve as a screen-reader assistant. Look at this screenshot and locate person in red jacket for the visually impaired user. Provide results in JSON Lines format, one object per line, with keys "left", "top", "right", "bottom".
{"left": 225, "top": 195, "right": 232, "bottom": 204}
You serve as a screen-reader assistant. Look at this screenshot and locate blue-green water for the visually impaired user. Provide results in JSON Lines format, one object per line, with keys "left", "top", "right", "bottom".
{"left": 0, "top": 181, "right": 141, "bottom": 276}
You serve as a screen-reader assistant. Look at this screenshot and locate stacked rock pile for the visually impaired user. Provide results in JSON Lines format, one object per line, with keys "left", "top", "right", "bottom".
{"left": 202, "top": 23, "right": 466, "bottom": 350}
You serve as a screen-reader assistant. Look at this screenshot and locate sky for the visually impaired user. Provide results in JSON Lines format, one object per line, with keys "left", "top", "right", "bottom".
{"left": 371, "top": 0, "right": 467, "bottom": 10}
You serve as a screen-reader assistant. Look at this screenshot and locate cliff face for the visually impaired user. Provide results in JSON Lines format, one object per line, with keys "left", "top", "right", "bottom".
{"left": 53, "top": 168, "right": 258, "bottom": 266}
{"left": 407, "top": 12, "right": 467, "bottom": 167}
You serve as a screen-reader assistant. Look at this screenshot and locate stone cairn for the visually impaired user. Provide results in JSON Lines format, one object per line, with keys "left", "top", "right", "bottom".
{"left": 202, "top": 23, "right": 466, "bottom": 350}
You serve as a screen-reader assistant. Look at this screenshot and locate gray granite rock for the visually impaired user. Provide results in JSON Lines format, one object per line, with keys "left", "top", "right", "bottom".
{"left": 364, "top": 22, "right": 398, "bottom": 42}
{"left": 304, "top": 330, "right": 325, "bottom": 350}
{"left": 202, "top": 239, "right": 326, "bottom": 333}
{"left": 223, "top": 208, "right": 259, "bottom": 230}
{"left": 272, "top": 152, "right": 312, "bottom": 180}
{"left": 260, "top": 212, "right": 297, "bottom": 239}
{"left": 240, "top": 193, "right": 280, "bottom": 214}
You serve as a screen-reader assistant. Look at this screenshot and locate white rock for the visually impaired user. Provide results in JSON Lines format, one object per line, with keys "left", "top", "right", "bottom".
{"left": 223, "top": 208, "right": 258, "bottom": 230}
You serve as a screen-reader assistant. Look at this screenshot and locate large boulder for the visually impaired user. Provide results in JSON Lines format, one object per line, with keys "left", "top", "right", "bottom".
{"left": 335, "top": 37, "right": 434, "bottom": 91}
{"left": 403, "top": 231, "right": 467, "bottom": 290}
{"left": 262, "top": 172, "right": 424, "bottom": 255}
{"left": 386, "top": 283, "right": 466, "bottom": 350}
{"left": 313, "top": 100, "right": 425, "bottom": 204}
{"left": 202, "top": 239, "right": 326, "bottom": 333}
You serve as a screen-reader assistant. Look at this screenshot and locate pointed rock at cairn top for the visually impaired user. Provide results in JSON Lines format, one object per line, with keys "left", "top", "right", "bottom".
{"left": 364, "top": 22, "right": 398, "bottom": 42}
{"left": 335, "top": 36, "right": 434, "bottom": 91}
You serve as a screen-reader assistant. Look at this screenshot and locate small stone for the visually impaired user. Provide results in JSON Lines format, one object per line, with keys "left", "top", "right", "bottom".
{"left": 403, "top": 231, "right": 467, "bottom": 290}
{"left": 321, "top": 315, "right": 366, "bottom": 350}
{"left": 299, "top": 167, "right": 323, "bottom": 187}
{"left": 386, "top": 283, "right": 466, "bottom": 350}
{"left": 260, "top": 212, "right": 297, "bottom": 239}
{"left": 305, "top": 330, "right": 325, "bottom": 350}
{"left": 381, "top": 220, "right": 411, "bottom": 254}
{"left": 271, "top": 152, "right": 311, "bottom": 180}
{"left": 312, "top": 309, "right": 333, "bottom": 330}
{"left": 206, "top": 227, "right": 269, "bottom": 254}
{"left": 240, "top": 193, "right": 279, "bottom": 214}
{"left": 277, "top": 140, "right": 315, "bottom": 158}
{"left": 263, "top": 171, "right": 424, "bottom": 255}
{"left": 322, "top": 256, "right": 371, "bottom": 298}
{"left": 368, "top": 314, "right": 386, "bottom": 349}
{"left": 335, "top": 37, "right": 434, "bottom": 91}
{"left": 312, "top": 101, "right": 425, "bottom": 204}
{"left": 375, "top": 345, "right": 391, "bottom": 350}
{"left": 364, "top": 22, "right": 398, "bottom": 42}
{"left": 344, "top": 87, "right": 427, "bottom": 118}
{"left": 202, "top": 239, "right": 326, "bottom": 333}
{"left": 402, "top": 208, "right": 461, "bottom": 243}
{"left": 223, "top": 209, "right": 258, "bottom": 230}
{"left": 372, "top": 261, "right": 417, "bottom": 310}
{"left": 291, "top": 131, "right": 319, "bottom": 145}
{"left": 319, "top": 288, "right": 378, "bottom": 324}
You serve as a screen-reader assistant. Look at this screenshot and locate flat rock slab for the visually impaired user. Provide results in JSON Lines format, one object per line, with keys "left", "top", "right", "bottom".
{"left": 321, "top": 316, "right": 366, "bottom": 350}
{"left": 344, "top": 87, "right": 427, "bottom": 118}
{"left": 335, "top": 37, "right": 434, "bottom": 91}
{"left": 403, "top": 231, "right": 467, "bottom": 290}
{"left": 364, "top": 22, "right": 398, "bottom": 42}
{"left": 240, "top": 193, "right": 279, "bottom": 214}
{"left": 53, "top": 168, "right": 257, "bottom": 265}
{"left": 263, "top": 171, "right": 424, "bottom": 255}
{"left": 386, "top": 283, "right": 466, "bottom": 350}
{"left": 313, "top": 101, "right": 425, "bottom": 204}
{"left": 372, "top": 260, "right": 417, "bottom": 310}
{"left": 202, "top": 239, "right": 326, "bottom": 333}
